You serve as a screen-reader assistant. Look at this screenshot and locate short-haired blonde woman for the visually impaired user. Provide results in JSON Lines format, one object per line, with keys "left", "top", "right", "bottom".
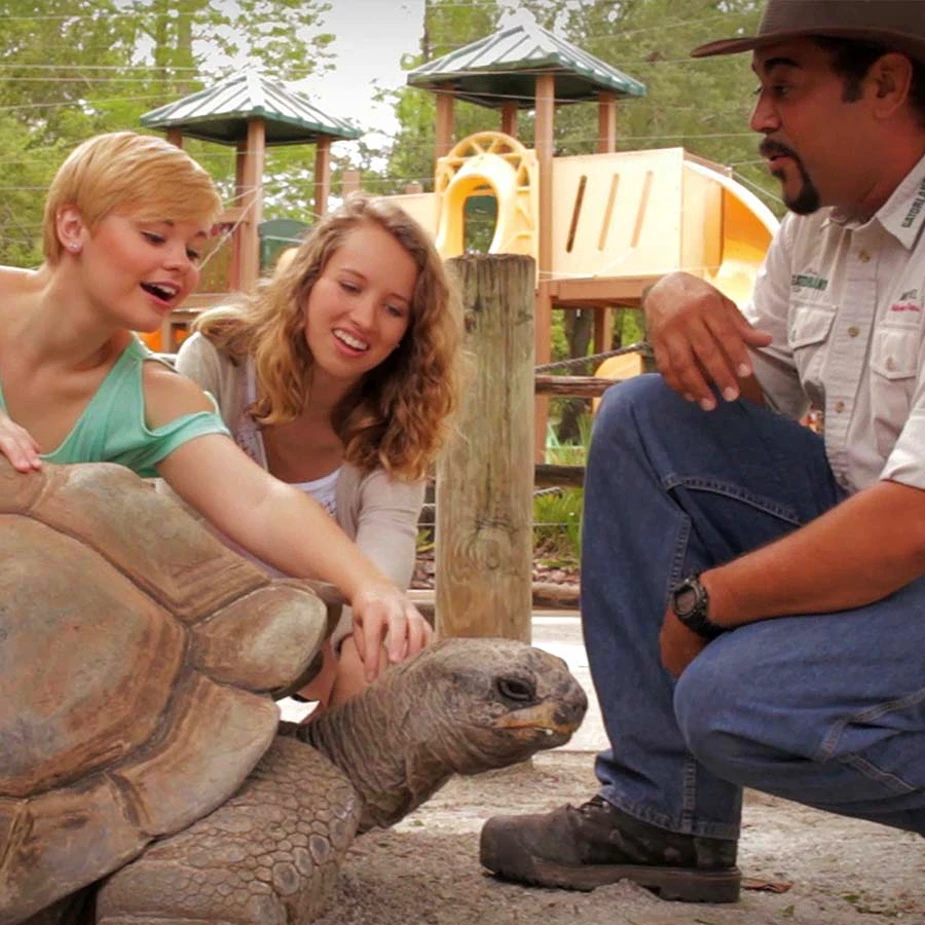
{"left": 176, "top": 194, "right": 463, "bottom": 705}
{"left": 0, "top": 132, "right": 438, "bottom": 682}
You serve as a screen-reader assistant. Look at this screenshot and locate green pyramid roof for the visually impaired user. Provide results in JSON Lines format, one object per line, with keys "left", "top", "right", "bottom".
{"left": 407, "top": 19, "right": 645, "bottom": 108}
{"left": 140, "top": 69, "right": 361, "bottom": 146}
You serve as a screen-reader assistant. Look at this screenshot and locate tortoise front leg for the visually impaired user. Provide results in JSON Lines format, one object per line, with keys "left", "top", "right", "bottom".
{"left": 95, "top": 738, "right": 360, "bottom": 925}
{"left": 22, "top": 889, "right": 96, "bottom": 925}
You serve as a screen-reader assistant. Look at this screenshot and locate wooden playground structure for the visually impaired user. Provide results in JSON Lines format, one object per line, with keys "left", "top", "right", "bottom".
{"left": 141, "top": 17, "right": 777, "bottom": 463}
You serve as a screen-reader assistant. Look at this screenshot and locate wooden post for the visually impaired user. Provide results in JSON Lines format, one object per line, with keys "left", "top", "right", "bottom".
{"left": 597, "top": 91, "right": 618, "bottom": 153}
{"left": 165, "top": 127, "right": 183, "bottom": 148}
{"left": 594, "top": 306, "right": 614, "bottom": 354}
{"left": 534, "top": 73, "right": 556, "bottom": 462}
{"left": 342, "top": 168, "right": 362, "bottom": 198}
{"left": 314, "top": 136, "right": 332, "bottom": 217}
{"left": 230, "top": 142, "right": 248, "bottom": 291}
{"left": 435, "top": 91, "right": 455, "bottom": 163}
{"left": 237, "top": 117, "right": 265, "bottom": 293}
{"left": 500, "top": 102, "right": 518, "bottom": 138}
{"left": 436, "top": 254, "right": 535, "bottom": 642}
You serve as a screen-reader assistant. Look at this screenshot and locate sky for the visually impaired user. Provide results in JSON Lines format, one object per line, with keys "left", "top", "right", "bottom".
{"left": 289, "top": 1, "right": 541, "bottom": 157}
{"left": 292, "top": 0, "right": 428, "bottom": 147}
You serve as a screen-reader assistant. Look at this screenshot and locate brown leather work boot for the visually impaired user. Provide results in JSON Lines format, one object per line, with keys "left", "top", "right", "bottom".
{"left": 479, "top": 795, "right": 741, "bottom": 903}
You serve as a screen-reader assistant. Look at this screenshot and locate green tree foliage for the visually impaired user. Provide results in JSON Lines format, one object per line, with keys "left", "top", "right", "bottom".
{"left": 0, "top": 0, "right": 332, "bottom": 266}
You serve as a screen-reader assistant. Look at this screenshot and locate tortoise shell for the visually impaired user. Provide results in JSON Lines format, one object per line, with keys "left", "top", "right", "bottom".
{"left": 0, "top": 460, "right": 330, "bottom": 923}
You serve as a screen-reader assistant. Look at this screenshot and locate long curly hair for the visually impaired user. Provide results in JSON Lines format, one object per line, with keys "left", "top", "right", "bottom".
{"left": 195, "top": 195, "right": 463, "bottom": 481}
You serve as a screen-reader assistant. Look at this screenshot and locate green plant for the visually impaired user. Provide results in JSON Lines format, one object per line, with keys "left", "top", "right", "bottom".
{"left": 545, "top": 414, "right": 594, "bottom": 466}
{"left": 617, "top": 307, "right": 646, "bottom": 345}
{"left": 533, "top": 488, "right": 583, "bottom": 563}
{"left": 536, "top": 413, "right": 592, "bottom": 562}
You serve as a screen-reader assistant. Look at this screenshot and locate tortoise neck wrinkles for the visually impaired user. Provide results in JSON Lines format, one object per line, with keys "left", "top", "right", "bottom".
{"left": 299, "top": 668, "right": 456, "bottom": 830}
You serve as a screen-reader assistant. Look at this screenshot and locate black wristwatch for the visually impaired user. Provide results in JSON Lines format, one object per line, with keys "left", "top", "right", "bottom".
{"left": 671, "top": 574, "right": 726, "bottom": 641}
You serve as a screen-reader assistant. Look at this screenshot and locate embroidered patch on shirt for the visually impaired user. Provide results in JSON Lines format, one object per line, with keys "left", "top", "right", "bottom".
{"left": 901, "top": 176, "right": 925, "bottom": 229}
{"left": 791, "top": 273, "right": 829, "bottom": 292}
{"left": 890, "top": 288, "right": 922, "bottom": 314}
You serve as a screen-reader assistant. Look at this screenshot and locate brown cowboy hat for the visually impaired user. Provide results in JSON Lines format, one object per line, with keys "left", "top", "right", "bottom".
{"left": 691, "top": 0, "right": 925, "bottom": 64}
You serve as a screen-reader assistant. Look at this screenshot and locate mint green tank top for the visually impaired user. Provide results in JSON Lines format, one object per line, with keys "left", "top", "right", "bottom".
{"left": 0, "top": 338, "right": 230, "bottom": 478}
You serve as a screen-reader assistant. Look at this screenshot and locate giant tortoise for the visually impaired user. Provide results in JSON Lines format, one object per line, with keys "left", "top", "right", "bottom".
{"left": 0, "top": 460, "right": 587, "bottom": 925}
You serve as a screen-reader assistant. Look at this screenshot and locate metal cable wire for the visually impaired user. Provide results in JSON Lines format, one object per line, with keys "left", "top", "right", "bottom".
{"left": 419, "top": 485, "right": 572, "bottom": 514}
{"left": 534, "top": 340, "right": 653, "bottom": 373}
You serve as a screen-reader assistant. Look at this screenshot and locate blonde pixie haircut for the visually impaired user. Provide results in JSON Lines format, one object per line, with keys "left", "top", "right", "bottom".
{"left": 195, "top": 195, "right": 463, "bottom": 481}
{"left": 43, "top": 131, "right": 222, "bottom": 264}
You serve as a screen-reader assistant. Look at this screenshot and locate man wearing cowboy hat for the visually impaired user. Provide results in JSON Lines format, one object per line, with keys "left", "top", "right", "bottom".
{"left": 480, "top": 0, "right": 925, "bottom": 905}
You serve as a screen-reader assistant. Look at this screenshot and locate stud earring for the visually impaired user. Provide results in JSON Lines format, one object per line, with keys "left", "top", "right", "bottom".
{"left": 68, "top": 242, "right": 81, "bottom": 253}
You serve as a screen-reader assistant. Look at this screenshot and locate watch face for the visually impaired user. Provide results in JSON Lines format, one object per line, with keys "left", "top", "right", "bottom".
{"left": 672, "top": 576, "right": 722, "bottom": 640}
{"left": 674, "top": 586, "right": 698, "bottom": 617}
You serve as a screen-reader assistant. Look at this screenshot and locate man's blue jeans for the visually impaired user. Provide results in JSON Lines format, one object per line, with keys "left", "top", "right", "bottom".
{"left": 583, "top": 374, "right": 925, "bottom": 840}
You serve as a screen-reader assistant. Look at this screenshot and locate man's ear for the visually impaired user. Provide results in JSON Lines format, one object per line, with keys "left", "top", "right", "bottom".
{"left": 56, "top": 205, "right": 88, "bottom": 254}
{"left": 867, "top": 52, "right": 914, "bottom": 118}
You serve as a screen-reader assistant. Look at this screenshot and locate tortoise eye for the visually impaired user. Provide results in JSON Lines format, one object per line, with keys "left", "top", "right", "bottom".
{"left": 496, "top": 676, "right": 536, "bottom": 703}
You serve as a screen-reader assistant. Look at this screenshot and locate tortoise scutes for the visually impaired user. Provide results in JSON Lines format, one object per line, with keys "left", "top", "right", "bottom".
{"left": 0, "top": 460, "right": 329, "bottom": 924}
{"left": 0, "top": 460, "right": 587, "bottom": 925}
{"left": 0, "top": 461, "right": 271, "bottom": 620}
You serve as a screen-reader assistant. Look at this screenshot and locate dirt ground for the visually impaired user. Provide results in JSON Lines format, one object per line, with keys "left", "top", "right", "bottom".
{"left": 313, "top": 750, "right": 924, "bottom": 925}
{"left": 299, "top": 606, "right": 925, "bottom": 925}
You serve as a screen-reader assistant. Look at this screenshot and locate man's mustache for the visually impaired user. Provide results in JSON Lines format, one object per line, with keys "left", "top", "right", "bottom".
{"left": 759, "top": 139, "right": 800, "bottom": 161}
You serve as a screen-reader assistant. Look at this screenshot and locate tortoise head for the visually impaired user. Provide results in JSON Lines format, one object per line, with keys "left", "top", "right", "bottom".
{"left": 302, "top": 636, "right": 587, "bottom": 830}
{"left": 411, "top": 637, "right": 588, "bottom": 772}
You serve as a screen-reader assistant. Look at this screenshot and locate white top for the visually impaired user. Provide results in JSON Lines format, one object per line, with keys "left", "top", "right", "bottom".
{"left": 292, "top": 467, "right": 339, "bottom": 518}
{"left": 744, "top": 152, "right": 925, "bottom": 494}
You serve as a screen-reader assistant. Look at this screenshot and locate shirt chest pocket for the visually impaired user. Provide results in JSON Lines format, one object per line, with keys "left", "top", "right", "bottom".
{"left": 870, "top": 327, "right": 919, "bottom": 381}
{"left": 789, "top": 303, "right": 836, "bottom": 389}
{"left": 790, "top": 303, "right": 836, "bottom": 348}
{"left": 869, "top": 326, "right": 920, "bottom": 455}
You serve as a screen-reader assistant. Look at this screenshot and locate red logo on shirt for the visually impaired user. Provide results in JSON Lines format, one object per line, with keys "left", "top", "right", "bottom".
{"left": 890, "top": 302, "right": 922, "bottom": 313}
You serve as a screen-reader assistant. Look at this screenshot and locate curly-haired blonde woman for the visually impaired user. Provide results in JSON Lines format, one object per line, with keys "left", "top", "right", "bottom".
{"left": 175, "top": 194, "right": 463, "bottom": 708}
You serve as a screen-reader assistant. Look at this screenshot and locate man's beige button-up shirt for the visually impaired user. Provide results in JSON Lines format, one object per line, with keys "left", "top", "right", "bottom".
{"left": 744, "top": 153, "right": 925, "bottom": 494}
